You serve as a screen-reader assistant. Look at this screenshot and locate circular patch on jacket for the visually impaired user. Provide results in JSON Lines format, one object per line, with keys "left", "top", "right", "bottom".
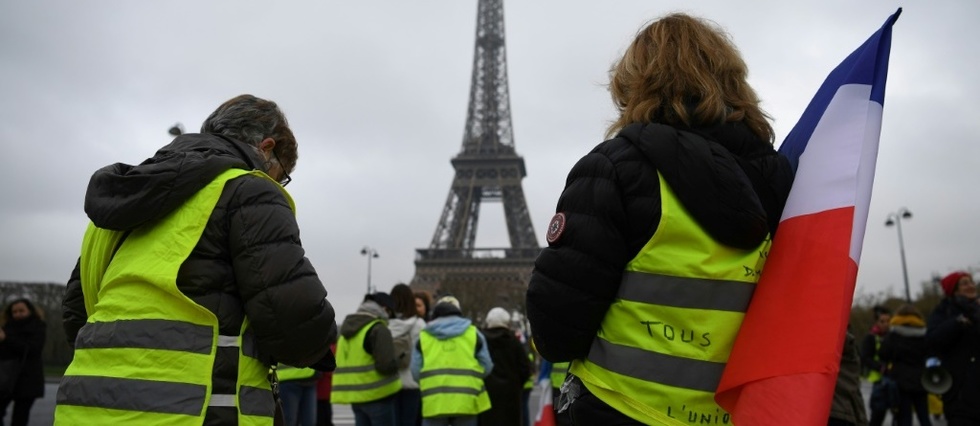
{"left": 546, "top": 212, "right": 567, "bottom": 244}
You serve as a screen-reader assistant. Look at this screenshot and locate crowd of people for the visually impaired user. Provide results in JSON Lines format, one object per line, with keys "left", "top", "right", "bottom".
{"left": 858, "top": 272, "right": 980, "bottom": 426}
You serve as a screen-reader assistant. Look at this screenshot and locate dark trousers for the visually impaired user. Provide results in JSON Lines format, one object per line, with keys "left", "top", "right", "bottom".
{"left": 0, "top": 397, "right": 36, "bottom": 426}
{"left": 393, "top": 389, "right": 421, "bottom": 426}
{"left": 316, "top": 399, "right": 333, "bottom": 426}
{"left": 895, "top": 390, "right": 931, "bottom": 426}
{"left": 566, "top": 391, "right": 642, "bottom": 426}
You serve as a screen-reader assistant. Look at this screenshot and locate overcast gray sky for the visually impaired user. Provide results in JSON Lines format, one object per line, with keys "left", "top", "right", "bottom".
{"left": 2, "top": 1, "right": 977, "bottom": 320}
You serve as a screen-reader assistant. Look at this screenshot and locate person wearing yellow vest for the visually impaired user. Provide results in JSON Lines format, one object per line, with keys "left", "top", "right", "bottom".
{"left": 525, "top": 13, "right": 794, "bottom": 426}
{"left": 277, "top": 360, "right": 324, "bottom": 426}
{"left": 478, "top": 307, "right": 531, "bottom": 426}
{"left": 411, "top": 296, "right": 493, "bottom": 426}
{"left": 334, "top": 292, "right": 401, "bottom": 425}
{"left": 58, "top": 94, "right": 338, "bottom": 426}
{"left": 860, "top": 305, "right": 893, "bottom": 426}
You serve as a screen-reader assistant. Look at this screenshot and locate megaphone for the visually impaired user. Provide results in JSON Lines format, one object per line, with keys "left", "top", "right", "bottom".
{"left": 921, "top": 357, "right": 952, "bottom": 394}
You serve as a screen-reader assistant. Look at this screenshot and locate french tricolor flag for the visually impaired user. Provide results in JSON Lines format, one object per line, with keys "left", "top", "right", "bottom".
{"left": 715, "top": 8, "right": 901, "bottom": 424}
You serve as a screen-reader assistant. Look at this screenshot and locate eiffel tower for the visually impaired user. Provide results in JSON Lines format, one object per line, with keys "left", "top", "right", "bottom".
{"left": 410, "top": 0, "right": 539, "bottom": 318}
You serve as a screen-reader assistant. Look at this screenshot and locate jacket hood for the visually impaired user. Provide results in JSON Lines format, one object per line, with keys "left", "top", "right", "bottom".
{"left": 340, "top": 302, "right": 388, "bottom": 339}
{"left": 388, "top": 316, "right": 424, "bottom": 339}
{"left": 618, "top": 122, "right": 770, "bottom": 249}
{"left": 423, "top": 315, "right": 472, "bottom": 340}
{"left": 84, "top": 133, "right": 266, "bottom": 231}
{"left": 890, "top": 324, "right": 926, "bottom": 337}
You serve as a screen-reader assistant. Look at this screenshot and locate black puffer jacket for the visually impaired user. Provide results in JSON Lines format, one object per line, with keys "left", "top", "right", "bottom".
{"left": 63, "top": 133, "right": 337, "bottom": 369}
{"left": 879, "top": 315, "right": 928, "bottom": 392}
{"left": 926, "top": 296, "right": 980, "bottom": 421}
{"left": 526, "top": 121, "right": 793, "bottom": 362}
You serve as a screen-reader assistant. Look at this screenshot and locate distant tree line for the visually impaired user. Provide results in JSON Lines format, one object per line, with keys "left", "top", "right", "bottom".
{"left": 850, "top": 276, "right": 947, "bottom": 345}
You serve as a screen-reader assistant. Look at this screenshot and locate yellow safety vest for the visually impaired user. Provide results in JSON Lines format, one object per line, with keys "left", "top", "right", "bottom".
{"left": 276, "top": 364, "right": 319, "bottom": 382}
{"left": 418, "top": 325, "right": 491, "bottom": 417}
{"left": 550, "top": 362, "right": 569, "bottom": 389}
{"left": 56, "top": 168, "right": 292, "bottom": 426}
{"left": 570, "top": 173, "right": 770, "bottom": 426}
{"left": 332, "top": 319, "right": 401, "bottom": 404}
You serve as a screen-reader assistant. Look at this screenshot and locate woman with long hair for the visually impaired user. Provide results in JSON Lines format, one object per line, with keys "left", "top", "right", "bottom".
{"left": 0, "top": 298, "right": 46, "bottom": 426}
{"left": 526, "top": 13, "right": 794, "bottom": 425}
{"left": 388, "top": 284, "right": 425, "bottom": 426}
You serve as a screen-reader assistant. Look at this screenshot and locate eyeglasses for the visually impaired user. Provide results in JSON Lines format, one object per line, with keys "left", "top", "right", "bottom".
{"left": 271, "top": 149, "right": 292, "bottom": 187}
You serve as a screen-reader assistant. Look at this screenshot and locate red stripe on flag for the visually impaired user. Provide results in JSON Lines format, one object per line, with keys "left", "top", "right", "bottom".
{"left": 716, "top": 206, "right": 859, "bottom": 424}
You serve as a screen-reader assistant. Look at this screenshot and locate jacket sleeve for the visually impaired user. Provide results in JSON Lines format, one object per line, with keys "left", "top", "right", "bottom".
{"left": 62, "top": 259, "right": 86, "bottom": 348}
{"left": 410, "top": 339, "right": 423, "bottom": 382}
{"left": 228, "top": 176, "right": 337, "bottom": 367}
{"left": 475, "top": 330, "right": 494, "bottom": 377}
{"left": 927, "top": 303, "right": 966, "bottom": 356}
{"left": 365, "top": 322, "right": 399, "bottom": 376}
{"left": 527, "top": 148, "right": 635, "bottom": 362}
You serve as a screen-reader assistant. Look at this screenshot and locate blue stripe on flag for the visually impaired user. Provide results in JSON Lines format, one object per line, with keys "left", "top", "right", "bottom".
{"left": 778, "top": 8, "right": 901, "bottom": 171}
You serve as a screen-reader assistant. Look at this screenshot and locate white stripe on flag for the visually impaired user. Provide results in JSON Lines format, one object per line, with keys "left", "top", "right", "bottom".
{"left": 779, "top": 83, "right": 882, "bottom": 262}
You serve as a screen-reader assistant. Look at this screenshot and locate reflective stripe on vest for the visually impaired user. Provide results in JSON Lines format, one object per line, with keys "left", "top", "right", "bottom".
{"left": 550, "top": 362, "right": 569, "bottom": 389}
{"left": 571, "top": 172, "right": 770, "bottom": 426}
{"left": 56, "top": 168, "right": 292, "bottom": 426}
{"left": 332, "top": 319, "right": 401, "bottom": 404}
{"left": 418, "top": 326, "right": 491, "bottom": 417}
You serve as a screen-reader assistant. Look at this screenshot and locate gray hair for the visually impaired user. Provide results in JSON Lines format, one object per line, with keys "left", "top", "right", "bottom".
{"left": 200, "top": 94, "right": 298, "bottom": 173}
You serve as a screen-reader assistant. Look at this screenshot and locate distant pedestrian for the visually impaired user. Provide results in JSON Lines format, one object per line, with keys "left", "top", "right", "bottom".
{"left": 411, "top": 296, "right": 493, "bottom": 426}
{"left": 0, "top": 298, "right": 46, "bottom": 426}
{"left": 316, "top": 343, "right": 337, "bottom": 426}
{"left": 479, "top": 307, "right": 531, "bottom": 426}
{"left": 861, "top": 305, "right": 894, "bottom": 426}
{"left": 278, "top": 363, "right": 321, "bottom": 426}
{"left": 388, "top": 284, "right": 425, "bottom": 426}
{"left": 414, "top": 291, "right": 433, "bottom": 321}
{"left": 333, "top": 293, "right": 400, "bottom": 426}
{"left": 828, "top": 326, "right": 868, "bottom": 426}
{"left": 926, "top": 271, "right": 980, "bottom": 426}
{"left": 880, "top": 304, "right": 931, "bottom": 426}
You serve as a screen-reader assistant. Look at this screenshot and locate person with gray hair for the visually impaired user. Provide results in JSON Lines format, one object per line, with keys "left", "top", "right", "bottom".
{"left": 479, "top": 307, "right": 531, "bottom": 426}
{"left": 59, "top": 94, "right": 337, "bottom": 426}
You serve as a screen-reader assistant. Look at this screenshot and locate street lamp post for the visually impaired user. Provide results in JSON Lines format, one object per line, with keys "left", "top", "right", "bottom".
{"left": 361, "top": 246, "right": 379, "bottom": 295}
{"left": 885, "top": 208, "right": 913, "bottom": 302}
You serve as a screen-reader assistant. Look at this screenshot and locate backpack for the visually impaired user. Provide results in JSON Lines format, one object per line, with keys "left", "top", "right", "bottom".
{"left": 392, "top": 317, "right": 421, "bottom": 369}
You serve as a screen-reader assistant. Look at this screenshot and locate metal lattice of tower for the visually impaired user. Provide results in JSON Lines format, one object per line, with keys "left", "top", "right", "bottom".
{"left": 411, "top": 0, "right": 539, "bottom": 318}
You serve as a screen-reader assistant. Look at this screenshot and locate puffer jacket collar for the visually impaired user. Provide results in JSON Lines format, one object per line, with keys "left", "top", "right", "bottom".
{"left": 617, "top": 122, "right": 769, "bottom": 249}
{"left": 84, "top": 133, "right": 266, "bottom": 231}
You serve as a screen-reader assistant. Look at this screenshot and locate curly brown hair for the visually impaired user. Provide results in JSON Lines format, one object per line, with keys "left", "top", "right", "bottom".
{"left": 606, "top": 13, "right": 773, "bottom": 143}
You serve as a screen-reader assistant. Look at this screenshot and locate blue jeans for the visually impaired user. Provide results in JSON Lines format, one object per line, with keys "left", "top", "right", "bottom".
{"left": 421, "top": 416, "right": 477, "bottom": 426}
{"left": 280, "top": 382, "right": 317, "bottom": 426}
{"left": 393, "top": 389, "right": 421, "bottom": 426}
{"left": 352, "top": 395, "right": 397, "bottom": 426}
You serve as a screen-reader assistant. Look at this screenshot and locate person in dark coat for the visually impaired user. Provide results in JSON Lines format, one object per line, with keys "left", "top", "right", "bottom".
{"left": 927, "top": 271, "right": 980, "bottom": 426}
{"left": 879, "top": 304, "right": 931, "bottom": 426}
{"left": 478, "top": 308, "right": 531, "bottom": 426}
{"left": 0, "top": 298, "right": 46, "bottom": 426}
{"left": 60, "top": 94, "right": 337, "bottom": 425}
{"left": 829, "top": 326, "right": 869, "bottom": 426}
